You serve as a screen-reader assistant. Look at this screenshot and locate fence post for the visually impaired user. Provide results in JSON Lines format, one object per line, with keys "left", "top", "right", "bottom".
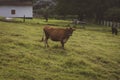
{"left": 23, "top": 15, "right": 25, "bottom": 22}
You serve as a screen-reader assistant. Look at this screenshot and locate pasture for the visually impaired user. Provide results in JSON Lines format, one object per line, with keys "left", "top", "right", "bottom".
{"left": 0, "top": 19, "right": 120, "bottom": 80}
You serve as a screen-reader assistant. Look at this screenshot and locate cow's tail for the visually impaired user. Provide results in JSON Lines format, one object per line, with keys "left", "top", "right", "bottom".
{"left": 41, "top": 30, "right": 45, "bottom": 42}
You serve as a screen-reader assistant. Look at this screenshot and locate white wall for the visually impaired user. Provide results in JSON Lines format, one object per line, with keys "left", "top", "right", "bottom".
{"left": 0, "top": 6, "right": 33, "bottom": 18}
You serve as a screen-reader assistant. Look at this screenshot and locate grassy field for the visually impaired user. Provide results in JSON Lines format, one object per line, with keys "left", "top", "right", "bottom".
{"left": 0, "top": 18, "right": 120, "bottom": 80}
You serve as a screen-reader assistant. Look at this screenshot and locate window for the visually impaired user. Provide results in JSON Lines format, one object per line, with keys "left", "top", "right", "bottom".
{"left": 11, "top": 10, "right": 16, "bottom": 15}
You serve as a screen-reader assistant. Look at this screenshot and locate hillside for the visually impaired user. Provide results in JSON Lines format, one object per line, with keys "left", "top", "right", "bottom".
{"left": 0, "top": 19, "right": 120, "bottom": 80}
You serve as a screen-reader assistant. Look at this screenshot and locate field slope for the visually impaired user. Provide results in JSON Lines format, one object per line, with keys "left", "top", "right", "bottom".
{"left": 0, "top": 19, "right": 120, "bottom": 80}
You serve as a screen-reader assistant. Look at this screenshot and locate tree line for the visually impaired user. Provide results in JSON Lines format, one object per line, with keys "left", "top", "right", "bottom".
{"left": 33, "top": 0, "right": 120, "bottom": 23}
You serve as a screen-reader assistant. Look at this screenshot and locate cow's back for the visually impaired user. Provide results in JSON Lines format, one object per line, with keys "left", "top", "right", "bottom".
{"left": 44, "top": 26, "right": 66, "bottom": 41}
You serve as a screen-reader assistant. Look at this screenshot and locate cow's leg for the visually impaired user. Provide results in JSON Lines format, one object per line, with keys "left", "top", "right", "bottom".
{"left": 61, "top": 41, "right": 65, "bottom": 49}
{"left": 44, "top": 37, "right": 49, "bottom": 47}
{"left": 112, "top": 28, "right": 114, "bottom": 34}
{"left": 44, "top": 31, "right": 49, "bottom": 47}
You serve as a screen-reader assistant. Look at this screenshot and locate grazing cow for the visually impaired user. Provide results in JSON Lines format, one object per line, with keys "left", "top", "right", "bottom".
{"left": 41, "top": 26, "right": 75, "bottom": 49}
{"left": 112, "top": 24, "right": 118, "bottom": 35}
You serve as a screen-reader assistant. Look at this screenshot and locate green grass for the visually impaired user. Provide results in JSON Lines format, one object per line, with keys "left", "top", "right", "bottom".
{"left": 0, "top": 19, "right": 120, "bottom": 80}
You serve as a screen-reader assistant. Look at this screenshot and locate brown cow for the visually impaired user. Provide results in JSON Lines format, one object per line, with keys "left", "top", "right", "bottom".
{"left": 41, "top": 26, "right": 75, "bottom": 49}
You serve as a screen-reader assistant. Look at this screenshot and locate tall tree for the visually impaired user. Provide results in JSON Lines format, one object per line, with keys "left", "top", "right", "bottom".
{"left": 55, "top": 0, "right": 120, "bottom": 22}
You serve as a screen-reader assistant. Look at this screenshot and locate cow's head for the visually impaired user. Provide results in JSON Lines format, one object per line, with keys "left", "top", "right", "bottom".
{"left": 66, "top": 27, "right": 75, "bottom": 36}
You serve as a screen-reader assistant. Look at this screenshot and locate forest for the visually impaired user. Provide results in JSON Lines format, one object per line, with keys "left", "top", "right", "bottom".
{"left": 33, "top": 0, "right": 120, "bottom": 23}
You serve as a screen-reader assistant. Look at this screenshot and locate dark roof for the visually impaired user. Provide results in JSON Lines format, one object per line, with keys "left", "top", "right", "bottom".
{"left": 0, "top": 0, "right": 33, "bottom": 6}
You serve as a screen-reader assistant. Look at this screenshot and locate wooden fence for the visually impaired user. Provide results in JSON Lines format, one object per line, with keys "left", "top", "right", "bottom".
{"left": 99, "top": 20, "right": 120, "bottom": 28}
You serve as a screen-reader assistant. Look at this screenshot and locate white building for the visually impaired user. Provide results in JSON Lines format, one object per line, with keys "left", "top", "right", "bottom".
{"left": 0, "top": 0, "right": 33, "bottom": 18}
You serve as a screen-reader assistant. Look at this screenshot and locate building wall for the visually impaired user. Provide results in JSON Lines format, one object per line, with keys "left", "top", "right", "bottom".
{"left": 0, "top": 6, "right": 33, "bottom": 18}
